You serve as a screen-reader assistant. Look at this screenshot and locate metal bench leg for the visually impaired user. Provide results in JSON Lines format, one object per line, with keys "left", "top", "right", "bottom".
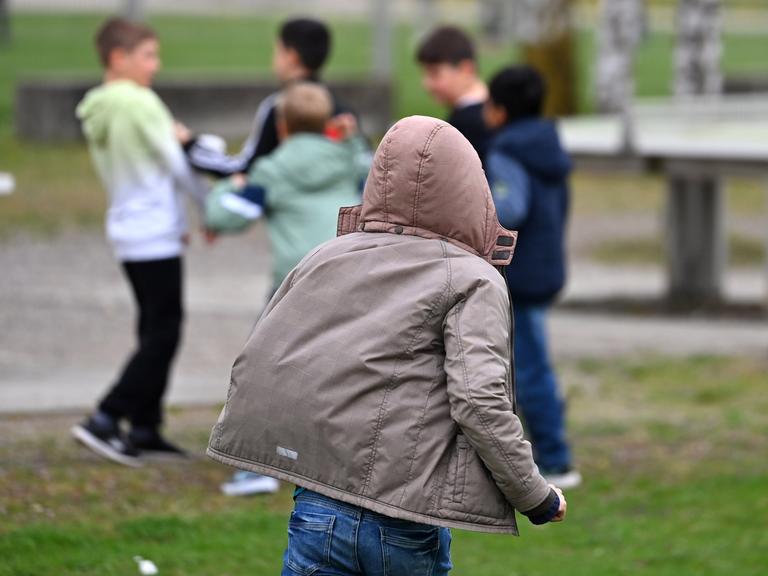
{"left": 665, "top": 170, "right": 726, "bottom": 306}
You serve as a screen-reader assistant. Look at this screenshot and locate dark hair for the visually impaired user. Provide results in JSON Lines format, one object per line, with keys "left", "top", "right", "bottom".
{"left": 279, "top": 18, "right": 331, "bottom": 72}
{"left": 416, "top": 26, "right": 476, "bottom": 65}
{"left": 95, "top": 17, "right": 157, "bottom": 68}
{"left": 488, "top": 66, "right": 546, "bottom": 122}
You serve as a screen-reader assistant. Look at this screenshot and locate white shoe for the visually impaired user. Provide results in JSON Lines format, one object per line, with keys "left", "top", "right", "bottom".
{"left": 220, "top": 472, "right": 279, "bottom": 496}
{"left": 543, "top": 469, "right": 582, "bottom": 490}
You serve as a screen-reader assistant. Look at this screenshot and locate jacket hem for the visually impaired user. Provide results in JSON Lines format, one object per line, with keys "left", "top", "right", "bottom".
{"left": 112, "top": 239, "right": 184, "bottom": 262}
{"left": 206, "top": 446, "right": 519, "bottom": 535}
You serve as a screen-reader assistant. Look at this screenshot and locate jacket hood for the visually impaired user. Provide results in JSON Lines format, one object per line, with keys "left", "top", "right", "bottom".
{"left": 272, "top": 134, "right": 358, "bottom": 192}
{"left": 338, "top": 115, "right": 517, "bottom": 267}
{"left": 491, "top": 118, "right": 571, "bottom": 180}
{"left": 76, "top": 85, "right": 113, "bottom": 147}
{"left": 76, "top": 80, "right": 138, "bottom": 148}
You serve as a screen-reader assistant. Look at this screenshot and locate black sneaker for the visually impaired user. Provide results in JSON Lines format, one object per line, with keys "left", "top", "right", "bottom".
{"left": 71, "top": 419, "right": 143, "bottom": 468}
{"left": 129, "top": 429, "right": 189, "bottom": 461}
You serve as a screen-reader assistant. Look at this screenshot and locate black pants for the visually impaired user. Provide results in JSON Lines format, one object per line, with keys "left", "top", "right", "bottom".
{"left": 99, "top": 257, "right": 183, "bottom": 428}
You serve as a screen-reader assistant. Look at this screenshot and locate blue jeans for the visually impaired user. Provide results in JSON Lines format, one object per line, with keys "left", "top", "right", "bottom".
{"left": 513, "top": 303, "right": 572, "bottom": 471}
{"left": 281, "top": 490, "right": 452, "bottom": 576}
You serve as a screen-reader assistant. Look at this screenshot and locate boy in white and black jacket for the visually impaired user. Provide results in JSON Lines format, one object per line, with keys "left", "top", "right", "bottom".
{"left": 179, "top": 18, "right": 358, "bottom": 177}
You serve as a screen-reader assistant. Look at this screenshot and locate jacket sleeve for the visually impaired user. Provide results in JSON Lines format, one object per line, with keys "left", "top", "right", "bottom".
{"left": 134, "top": 96, "right": 209, "bottom": 207}
{"left": 486, "top": 151, "right": 531, "bottom": 230}
{"left": 204, "top": 177, "right": 265, "bottom": 233}
{"left": 442, "top": 275, "right": 552, "bottom": 514}
{"left": 185, "top": 95, "right": 280, "bottom": 177}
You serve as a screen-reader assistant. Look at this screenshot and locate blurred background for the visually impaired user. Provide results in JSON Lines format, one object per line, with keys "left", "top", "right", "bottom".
{"left": 1, "top": 1, "right": 766, "bottom": 575}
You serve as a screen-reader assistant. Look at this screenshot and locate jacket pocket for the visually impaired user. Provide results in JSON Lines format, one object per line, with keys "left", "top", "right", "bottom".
{"left": 451, "top": 435, "right": 469, "bottom": 503}
{"left": 380, "top": 524, "right": 440, "bottom": 576}
{"left": 440, "top": 435, "right": 512, "bottom": 522}
{"left": 286, "top": 511, "right": 335, "bottom": 576}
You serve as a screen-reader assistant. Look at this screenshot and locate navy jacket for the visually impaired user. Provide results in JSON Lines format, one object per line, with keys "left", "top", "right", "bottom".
{"left": 486, "top": 118, "right": 571, "bottom": 304}
{"left": 448, "top": 102, "right": 491, "bottom": 168}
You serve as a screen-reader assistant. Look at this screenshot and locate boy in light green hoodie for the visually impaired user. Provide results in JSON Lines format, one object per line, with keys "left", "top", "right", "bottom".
{"left": 206, "top": 82, "right": 368, "bottom": 289}
{"left": 72, "top": 18, "right": 206, "bottom": 467}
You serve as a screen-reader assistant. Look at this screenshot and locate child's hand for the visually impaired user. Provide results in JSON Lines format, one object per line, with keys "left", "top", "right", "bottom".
{"left": 175, "top": 121, "right": 193, "bottom": 145}
{"left": 231, "top": 173, "right": 247, "bottom": 189}
{"left": 550, "top": 484, "right": 567, "bottom": 522}
{"left": 327, "top": 113, "right": 358, "bottom": 140}
{"left": 203, "top": 228, "right": 218, "bottom": 245}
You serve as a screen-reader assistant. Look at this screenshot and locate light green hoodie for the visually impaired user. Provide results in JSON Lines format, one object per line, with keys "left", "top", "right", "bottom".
{"left": 77, "top": 80, "right": 205, "bottom": 261}
{"left": 207, "top": 133, "right": 369, "bottom": 287}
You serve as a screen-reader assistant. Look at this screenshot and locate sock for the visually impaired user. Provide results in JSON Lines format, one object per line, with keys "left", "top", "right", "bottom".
{"left": 130, "top": 426, "right": 159, "bottom": 443}
{"left": 91, "top": 410, "right": 118, "bottom": 432}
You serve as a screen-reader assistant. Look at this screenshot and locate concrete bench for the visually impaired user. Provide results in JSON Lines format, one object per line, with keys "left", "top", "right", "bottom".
{"left": 15, "top": 77, "right": 393, "bottom": 142}
{"left": 560, "top": 95, "right": 768, "bottom": 308}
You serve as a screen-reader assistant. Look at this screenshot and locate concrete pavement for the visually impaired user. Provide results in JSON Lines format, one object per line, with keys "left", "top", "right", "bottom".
{"left": 1, "top": 228, "right": 765, "bottom": 414}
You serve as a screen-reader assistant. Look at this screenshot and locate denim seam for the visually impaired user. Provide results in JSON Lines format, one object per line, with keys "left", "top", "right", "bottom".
{"left": 380, "top": 526, "right": 390, "bottom": 574}
{"left": 286, "top": 514, "right": 335, "bottom": 576}
{"left": 352, "top": 511, "right": 362, "bottom": 574}
{"left": 297, "top": 494, "right": 363, "bottom": 519}
{"left": 380, "top": 527, "right": 441, "bottom": 576}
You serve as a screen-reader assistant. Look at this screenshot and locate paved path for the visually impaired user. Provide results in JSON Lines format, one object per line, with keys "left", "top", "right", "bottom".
{"left": 1, "top": 229, "right": 765, "bottom": 414}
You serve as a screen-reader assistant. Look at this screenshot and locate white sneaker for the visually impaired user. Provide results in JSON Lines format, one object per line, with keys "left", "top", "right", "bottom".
{"left": 543, "top": 469, "right": 582, "bottom": 490}
{"left": 220, "top": 471, "right": 279, "bottom": 496}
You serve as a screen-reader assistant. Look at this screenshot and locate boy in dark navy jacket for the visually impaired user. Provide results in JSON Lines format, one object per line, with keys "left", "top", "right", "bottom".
{"left": 484, "top": 65, "right": 581, "bottom": 490}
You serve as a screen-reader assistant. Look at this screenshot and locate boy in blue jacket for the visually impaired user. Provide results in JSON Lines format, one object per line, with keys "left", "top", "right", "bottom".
{"left": 483, "top": 66, "right": 580, "bottom": 489}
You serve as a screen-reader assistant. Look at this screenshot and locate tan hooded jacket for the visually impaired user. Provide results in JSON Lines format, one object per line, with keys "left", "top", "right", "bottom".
{"left": 208, "top": 116, "right": 555, "bottom": 534}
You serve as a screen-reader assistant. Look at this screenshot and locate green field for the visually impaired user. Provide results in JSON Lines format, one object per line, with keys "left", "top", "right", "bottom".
{"left": 1, "top": 12, "right": 767, "bottom": 237}
{"left": 2, "top": 11, "right": 768, "bottom": 132}
{"left": 2, "top": 356, "right": 766, "bottom": 575}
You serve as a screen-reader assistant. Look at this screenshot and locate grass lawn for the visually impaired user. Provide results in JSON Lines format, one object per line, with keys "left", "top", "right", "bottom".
{"left": 2, "top": 355, "right": 767, "bottom": 575}
{"left": 591, "top": 233, "right": 766, "bottom": 267}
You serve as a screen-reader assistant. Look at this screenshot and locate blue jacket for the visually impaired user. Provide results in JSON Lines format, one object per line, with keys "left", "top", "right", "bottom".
{"left": 486, "top": 119, "right": 571, "bottom": 304}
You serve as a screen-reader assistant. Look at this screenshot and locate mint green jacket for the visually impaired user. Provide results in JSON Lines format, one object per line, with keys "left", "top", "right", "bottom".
{"left": 207, "top": 133, "right": 369, "bottom": 286}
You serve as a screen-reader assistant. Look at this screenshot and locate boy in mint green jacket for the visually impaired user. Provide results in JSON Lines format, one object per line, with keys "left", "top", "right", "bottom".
{"left": 206, "top": 82, "right": 369, "bottom": 289}
{"left": 208, "top": 81, "right": 369, "bottom": 497}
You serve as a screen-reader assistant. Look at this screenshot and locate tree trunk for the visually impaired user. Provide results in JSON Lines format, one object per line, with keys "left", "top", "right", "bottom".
{"left": 595, "top": 0, "right": 646, "bottom": 113}
{"left": 674, "top": 0, "right": 722, "bottom": 96}
{"left": 0, "top": 0, "right": 11, "bottom": 46}
{"left": 518, "top": 0, "right": 578, "bottom": 117}
{"left": 123, "top": 0, "right": 144, "bottom": 22}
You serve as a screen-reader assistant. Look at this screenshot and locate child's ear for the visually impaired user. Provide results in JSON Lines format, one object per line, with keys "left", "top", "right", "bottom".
{"left": 109, "top": 47, "right": 127, "bottom": 70}
{"left": 483, "top": 101, "right": 506, "bottom": 129}
{"left": 458, "top": 59, "right": 477, "bottom": 78}
{"left": 276, "top": 116, "right": 289, "bottom": 141}
{"left": 497, "top": 105, "right": 508, "bottom": 125}
{"left": 285, "top": 46, "right": 303, "bottom": 69}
